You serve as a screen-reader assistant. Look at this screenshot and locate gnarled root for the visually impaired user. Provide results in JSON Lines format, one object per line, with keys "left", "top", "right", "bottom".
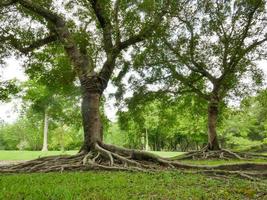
{"left": 172, "top": 148, "right": 267, "bottom": 161}
{"left": 0, "top": 143, "right": 266, "bottom": 180}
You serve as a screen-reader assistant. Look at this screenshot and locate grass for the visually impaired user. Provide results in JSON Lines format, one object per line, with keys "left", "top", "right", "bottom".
{"left": 148, "top": 151, "right": 184, "bottom": 158}
{"left": 181, "top": 158, "right": 267, "bottom": 165}
{"left": 0, "top": 150, "right": 77, "bottom": 161}
{"left": 0, "top": 150, "right": 184, "bottom": 161}
{"left": 0, "top": 171, "right": 266, "bottom": 200}
{"left": 0, "top": 150, "right": 267, "bottom": 199}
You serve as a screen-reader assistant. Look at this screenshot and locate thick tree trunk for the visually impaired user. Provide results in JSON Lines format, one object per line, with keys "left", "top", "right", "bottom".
{"left": 80, "top": 90, "right": 102, "bottom": 152}
{"left": 207, "top": 102, "right": 220, "bottom": 150}
{"left": 42, "top": 111, "right": 48, "bottom": 152}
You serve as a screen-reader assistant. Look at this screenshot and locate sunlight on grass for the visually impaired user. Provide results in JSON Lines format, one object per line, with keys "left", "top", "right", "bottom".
{"left": 149, "top": 151, "right": 184, "bottom": 158}
{"left": 0, "top": 150, "right": 77, "bottom": 161}
{"left": 0, "top": 150, "right": 184, "bottom": 161}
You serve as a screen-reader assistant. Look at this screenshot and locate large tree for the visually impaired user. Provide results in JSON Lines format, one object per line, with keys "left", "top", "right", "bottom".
{"left": 0, "top": 0, "right": 167, "bottom": 150}
{"left": 129, "top": 0, "right": 267, "bottom": 152}
{"left": 0, "top": 0, "right": 185, "bottom": 171}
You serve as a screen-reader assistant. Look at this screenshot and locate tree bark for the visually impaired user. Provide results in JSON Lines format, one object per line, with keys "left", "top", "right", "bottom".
{"left": 79, "top": 81, "right": 103, "bottom": 152}
{"left": 145, "top": 128, "right": 149, "bottom": 151}
{"left": 207, "top": 101, "right": 220, "bottom": 150}
{"left": 41, "top": 110, "right": 48, "bottom": 152}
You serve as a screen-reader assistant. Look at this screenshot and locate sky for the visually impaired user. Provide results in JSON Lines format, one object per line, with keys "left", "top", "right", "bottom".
{"left": 0, "top": 57, "right": 267, "bottom": 123}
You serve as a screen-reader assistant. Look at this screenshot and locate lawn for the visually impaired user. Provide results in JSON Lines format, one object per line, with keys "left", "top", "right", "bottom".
{"left": 0, "top": 151, "right": 267, "bottom": 199}
{"left": 0, "top": 150, "right": 77, "bottom": 161}
{"left": 0, "top": 171, "right": 266, "bottom": 200}
{"left": 0, "top": 150, "right": 184, "bottom": 161}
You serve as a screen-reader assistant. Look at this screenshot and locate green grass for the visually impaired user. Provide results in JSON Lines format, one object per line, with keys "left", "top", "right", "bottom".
{"left": 149, "top": 151, "right": 184, "bottom": 158}
{"left": 181, "top": 159, "right": 267, "bottom": 165}
{"left": 0, "top": 150, "right": 77, "bottom": 161}
{"left": 0, "top": 150, "right": 183, "bottom": 161}
{"left": 0, "top": 171, "right": 266, "bottom": 200}
{"left": 0, "top": 151, "right": 266, "bottom": 199}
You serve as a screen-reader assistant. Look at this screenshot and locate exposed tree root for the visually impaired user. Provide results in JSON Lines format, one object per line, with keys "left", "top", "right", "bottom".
{"left": 172, "top": 148, "right": 267, "bottom": 160}
{"left": 0, "top": 143, "right": 266, "bottom": 180}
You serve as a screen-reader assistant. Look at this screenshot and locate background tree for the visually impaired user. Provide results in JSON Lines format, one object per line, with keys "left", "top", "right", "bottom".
{"left": 221, "top": 89, "right": 267, "bottom": 152}
{"left": 128, "top": 0, "right": 267, "bottom": 151}
{"left": 22, "top": 45, "right": 79, "bottom": 151}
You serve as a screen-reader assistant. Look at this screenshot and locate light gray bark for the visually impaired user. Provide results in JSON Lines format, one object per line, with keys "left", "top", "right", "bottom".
{"left": 145, "top": 128, "right": 149, "bottom": 151}
{"left": 42, "top": 111, "right": 48, "bottom": 152}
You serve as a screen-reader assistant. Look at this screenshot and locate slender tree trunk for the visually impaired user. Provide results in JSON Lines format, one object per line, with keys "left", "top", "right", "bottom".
{"left": 145, "top": 128, "right": 149, "bottom": 151}
{"left": 207, "top": 101, "right": 220, "bottom": 150}
{"left": 80, "top": 88, "right": 102, "bottom": 152}
{"left": 42, "top": 110, "right": 48, "bottom": 152}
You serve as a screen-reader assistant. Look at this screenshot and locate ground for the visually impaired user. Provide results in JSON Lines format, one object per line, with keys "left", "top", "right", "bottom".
{"left": 1, "top": 171, "right": 267, "bottom": 200}
{"left": 0, "top": 151, "right": 267, "bottom": 200}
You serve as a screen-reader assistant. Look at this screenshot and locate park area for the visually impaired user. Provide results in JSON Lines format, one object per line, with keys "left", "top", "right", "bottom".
{"left": 1, "top": 0, "right": 267, "bottom": 199}
{"left": 0, "top": 151, "right": 267, "bottom": 199}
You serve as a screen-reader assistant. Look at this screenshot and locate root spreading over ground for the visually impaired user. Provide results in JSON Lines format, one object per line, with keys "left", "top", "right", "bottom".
{"left": 0, "top": 143, "right": 266, "bottom": 181}
{"left": 172, "top": 147, "right": 267, "bottom": 160}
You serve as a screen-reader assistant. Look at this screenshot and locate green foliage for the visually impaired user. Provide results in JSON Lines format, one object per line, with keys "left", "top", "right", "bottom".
{"left": 0, "top": 113, "right": 82, "bottom": 151}
{"left": 104, "top": 122, "right": 127, "bottom": 147}
{"left": 115, "top": 89, "right": 267, "bottom": 152}
{"left": 0, "top": 117, "right": 43, "bottom": 150}
{"left": 117, "top": 94, "right": 208, "bottom": 151}
{"left": 220, "top": 90, "right": 267, "bottom": 151}
{"left": 0, "top": 79, "right": 20, "bottom": 101}
{"left": 50, "top": 127, "right": 83, "bottom": 151}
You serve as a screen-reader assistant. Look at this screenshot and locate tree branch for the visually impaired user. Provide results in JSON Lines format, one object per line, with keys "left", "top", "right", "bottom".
{"left": 114, "top": 0, "right": 121, "bottom": 46}
{"left": 89, "top": 0, "right": 113, "bottom": 53}
{"left": 227, "top": 2, "right": 262, "bottom": 72}
{"left": 0, "top": 0, "right": 18, "bottom": 7}
{"left": 98, "top": 1, "right": 169, "bottom": 91}
{"left": 16, "top": 0, "right": 92, "bottom": 80}
{"left": 117, "top": 2, "right": 168, "bottom": 51}
{"left": 17, "top": 0, "right": 61, "bottom": 24}
{"left": 169, "top": 66, "right": 210, "bottom": 100}
{"left": 163, "top": 36, "right": 216, "bottom": 83}
{"left": 1, "top": 34, "right": 58, "bottom": 54}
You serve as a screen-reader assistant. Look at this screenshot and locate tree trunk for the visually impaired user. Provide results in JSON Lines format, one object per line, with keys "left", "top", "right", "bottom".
{"left": 41, "top": 110, "right": 48, "bottom": 152}
{"left": 145, "top": 128, "right": 149, "bottom": 151}
{"left": 80, "top": 89, "right": 102, "bottom": 152}
{"left": 207, "top": 102, "right": 220, "bottom": 150}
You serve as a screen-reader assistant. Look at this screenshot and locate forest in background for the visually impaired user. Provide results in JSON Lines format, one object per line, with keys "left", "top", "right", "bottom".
{"left": 1, "top": 88, "right": 266, "bottom": 152}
